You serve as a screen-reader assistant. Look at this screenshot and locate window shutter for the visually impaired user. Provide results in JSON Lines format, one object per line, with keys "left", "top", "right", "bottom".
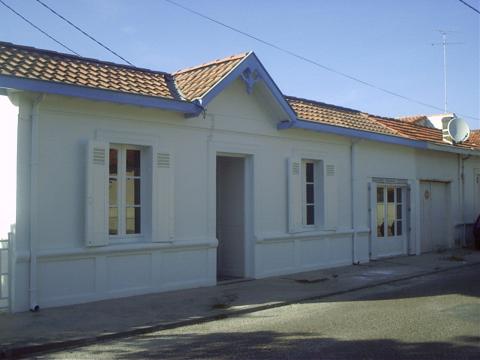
{"left": 152, "top": 149, "right": 174, "bottom": 242}
{"left": 287, "top": 157, "right": 302, "bottom": 233}
{"left": 85, "top": 140, "right": 108, "bottom": 247}
{"left": 324, "top": 163, "right": 337, "bottom": 228}
{"left": 368, "top": 182, "right": 376, "bottom": 258}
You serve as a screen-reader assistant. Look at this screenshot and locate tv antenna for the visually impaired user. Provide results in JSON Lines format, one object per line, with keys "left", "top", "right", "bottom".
{"left": 431, "top": 30, "right": 463, "bottom": 113}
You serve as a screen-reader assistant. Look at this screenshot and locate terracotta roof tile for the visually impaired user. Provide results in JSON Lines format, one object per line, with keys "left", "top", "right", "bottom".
{"left": 174, "top": 53, "right": 249, "bottom": 100}
{"left": 467, "top": 130, "right": 480, "bottom": 147}
{"left": 371, "top": 116, "right": 480, "bottom": 149}
{"left": 286, "top": 96, "right": 401, "bottom": 136}
{"left": 0, "top": 41, "right": 178, "bottom": 100}
{"left": 286, "top": 95, "right": 480, "bottom": 150}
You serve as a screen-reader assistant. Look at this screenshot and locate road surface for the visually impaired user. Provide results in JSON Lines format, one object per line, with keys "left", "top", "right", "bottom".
{"left": 38, "top": 265, "right": 480, "bottom": 359}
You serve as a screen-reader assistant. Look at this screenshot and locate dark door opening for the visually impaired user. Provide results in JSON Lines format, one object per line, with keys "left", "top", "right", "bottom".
{"left": 216, "top": 155, "right": 245, "bottom": 281}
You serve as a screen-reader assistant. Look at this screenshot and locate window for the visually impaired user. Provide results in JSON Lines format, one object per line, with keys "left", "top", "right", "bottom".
{"left": 302, "top": 160, "right": 317, "bottom": 226}
{"left": 86, "top": 139, "right": 174, "bottom": 247}
{"left": 376, "top": 184, "right": 404, "bottom": 238}
{"left": 109, "top": 144, "right": 142, "bottom": 237}
{"left": 288, "top": 157, "right": 325, "bottom": 233}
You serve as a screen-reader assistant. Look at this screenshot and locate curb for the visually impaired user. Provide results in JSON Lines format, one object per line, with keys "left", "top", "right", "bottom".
{"left": 2, "top": 261, "right": 480, "bottom": 359}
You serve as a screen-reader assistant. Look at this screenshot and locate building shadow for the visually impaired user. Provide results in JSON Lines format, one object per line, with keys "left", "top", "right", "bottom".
{"left": 59, "top": 331, "right": 480, "bottom": 360}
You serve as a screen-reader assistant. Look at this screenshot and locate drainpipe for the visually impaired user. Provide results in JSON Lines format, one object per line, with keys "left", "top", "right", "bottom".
{"left": 461, "top": 155, "right": 471, "bottom": 247}
{"left": 351, "top": 139, "right": 360, "bottom": 264}
{"left": 29, "top": 94, "right": 44, "bottom": 311}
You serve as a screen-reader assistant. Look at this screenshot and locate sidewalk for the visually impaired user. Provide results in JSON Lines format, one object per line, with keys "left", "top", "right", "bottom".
{"left": 1, "top": 249, "right": 479, "bottom": 358}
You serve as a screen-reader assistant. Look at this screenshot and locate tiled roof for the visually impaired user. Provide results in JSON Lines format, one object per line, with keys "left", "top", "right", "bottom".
{"left": 370, "top": 115, "right": 480, "bottom": 149}
{"left": 286, "top": 96, "right": 402, "bottom": 136}
{"left": 287, "top": 95, "right": 480, "bottom": 150}
{"left": 0, "top": 41, "right": 478, "bottom": 151}
{"left": 173, "top": 52, "right": 249, "bottom": 100}
{"left": 0, "top": 41, "right": 179, "bottom": 100}
{"left": 469, "top": 130, "right": 480, "bottom": 147}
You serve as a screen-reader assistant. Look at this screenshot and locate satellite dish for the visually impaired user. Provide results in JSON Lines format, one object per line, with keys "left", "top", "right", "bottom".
{"left": 447, "top": 117, "right": 470, "bottom": 143}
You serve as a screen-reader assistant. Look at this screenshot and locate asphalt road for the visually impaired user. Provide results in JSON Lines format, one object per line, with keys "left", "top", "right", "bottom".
{"left": 38, "top": 265, "right": 480, "bottom": 360}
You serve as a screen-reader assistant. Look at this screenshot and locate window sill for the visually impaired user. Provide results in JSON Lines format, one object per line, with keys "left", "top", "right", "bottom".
{"left": 108, "top": 235, "right": 145, "bottom": 245}
{"left": 16, "top": 237, "right": 218, "bottom": 261}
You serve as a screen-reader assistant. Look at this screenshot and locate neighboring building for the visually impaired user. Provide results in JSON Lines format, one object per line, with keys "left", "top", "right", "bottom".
{"left": 0, "top": 41, "right": 479, "bottom": 313}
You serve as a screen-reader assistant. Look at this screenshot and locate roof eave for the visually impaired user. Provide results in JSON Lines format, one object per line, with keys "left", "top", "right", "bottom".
{"left": 279, "top": 119, "right": 480, "bottom": 155}
{"left": 0, "top": 75, "right": 200, "bottom": 114}
{"left": 426, "top": 142, "right": 480, "bottom": 156}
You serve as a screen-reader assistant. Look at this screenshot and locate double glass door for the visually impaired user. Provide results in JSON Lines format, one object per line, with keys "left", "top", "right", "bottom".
{"left": 372, "top": 183, "right": 407, "bottom": 258}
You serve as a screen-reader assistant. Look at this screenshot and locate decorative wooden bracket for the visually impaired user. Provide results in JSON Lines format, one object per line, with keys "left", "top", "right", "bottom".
{"left": 241, "top": 68, "right": 261, "bottom": 94}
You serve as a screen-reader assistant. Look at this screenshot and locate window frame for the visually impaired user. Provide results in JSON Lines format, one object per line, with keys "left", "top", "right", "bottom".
{"left": 301, "top": 159, "right": 321, "bottom": 228}
{"left": 108, "top": 143, "right": 145, "bottom": 242}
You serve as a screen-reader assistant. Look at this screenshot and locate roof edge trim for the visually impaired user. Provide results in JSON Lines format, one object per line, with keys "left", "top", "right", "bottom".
{"left": 0, "top": 75, "right": 199, "bottom": 114}
{"left": 278, "top": 118, "right": 428, "bottom": 149}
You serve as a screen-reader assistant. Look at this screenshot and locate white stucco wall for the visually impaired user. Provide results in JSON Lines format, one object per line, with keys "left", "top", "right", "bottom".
{"left": 10, "top": 78, "right": 479, "bottom": 312}
{"left": 0, "top": 96, "right": 17, "bottom": 241}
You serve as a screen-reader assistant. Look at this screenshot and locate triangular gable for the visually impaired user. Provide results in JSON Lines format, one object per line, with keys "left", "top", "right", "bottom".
{"left": 174, "top": 52, "right": 297, "bottom": 121}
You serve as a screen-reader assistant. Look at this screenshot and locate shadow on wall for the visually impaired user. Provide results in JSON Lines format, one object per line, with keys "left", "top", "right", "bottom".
{"left": 65, "top": 331, "right": 480, "bottom": 360}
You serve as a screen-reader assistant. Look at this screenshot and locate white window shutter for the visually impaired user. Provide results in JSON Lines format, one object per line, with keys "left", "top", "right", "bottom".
{"left": 85, "top": 140, "right": 108, "bottom": 247}
{"left": 368, "top": 182, "right": 376, "bottom": 257}
{"left": 287, "top": 157, "right": 302, "bottom": 233}
{"left": 152, "top": 149, "right": 174, "bottom": 242}
{"left": 324, "top": 163, "right": 337, "bottom": 228}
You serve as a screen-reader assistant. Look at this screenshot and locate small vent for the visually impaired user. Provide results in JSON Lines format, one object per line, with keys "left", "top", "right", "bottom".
{"left": 326, "top": 164, "right": 335, "bottom": 176}
{"left": 157, "top": 153, "right": 170, "bottom": 168}
{"left": 93, "top": 147, "right": 105, "bottom": 165}
{"left": 292, "top": 162, "right": 300, "bottom": 175}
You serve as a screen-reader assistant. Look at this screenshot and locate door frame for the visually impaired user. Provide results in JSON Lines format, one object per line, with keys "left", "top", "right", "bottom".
{"left": 474, "top": 170, "right": 480, "bottom": 217}
{"left": 215, "top": 153, "right": 252, "bottom": 280}
{"left": 419, "top": 179, "right": 452, "bottom": 253}
{"left": 369, "top": 179, "right": 409, "bottom": 259}
{"left": 207, "top": 140, "right": 256, "bottom": 280}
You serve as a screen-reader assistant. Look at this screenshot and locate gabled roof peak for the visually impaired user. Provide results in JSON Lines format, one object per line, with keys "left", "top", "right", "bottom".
{"left": 173, "top": 52, "right": 251, "bottom": 75}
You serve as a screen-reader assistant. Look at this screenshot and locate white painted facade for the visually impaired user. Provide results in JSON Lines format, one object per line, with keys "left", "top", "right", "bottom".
{"left": 8, "top": 76, "right": 480, "bottom": 312}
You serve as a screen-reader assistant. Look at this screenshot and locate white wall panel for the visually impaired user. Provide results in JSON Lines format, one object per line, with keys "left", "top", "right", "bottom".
{"left": 38, "top": 258, "right": 95, "bottom": 302}
{"left": 160, "top": 249, "right": 210, "bottom": 287}
{"left": 107, "top": 253, "right": 151, "bottom": 293}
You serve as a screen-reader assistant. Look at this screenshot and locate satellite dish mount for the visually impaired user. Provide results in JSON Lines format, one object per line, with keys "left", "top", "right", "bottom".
{"left": 443, "top": 116, "right": 470, "bottom": 144}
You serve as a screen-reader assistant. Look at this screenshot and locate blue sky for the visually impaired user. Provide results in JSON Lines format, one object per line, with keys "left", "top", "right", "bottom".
{"left": 1, "top": 0, "right": 479, "bottom": 127}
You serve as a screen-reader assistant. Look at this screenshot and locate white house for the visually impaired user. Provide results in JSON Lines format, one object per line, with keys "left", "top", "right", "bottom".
{"left": 0, "top": 41, "right": 479, "bottom": 313}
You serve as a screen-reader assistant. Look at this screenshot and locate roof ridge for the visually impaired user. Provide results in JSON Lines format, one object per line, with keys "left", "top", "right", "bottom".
{"left": 376, "top": 116, "right": 442, "bottom": 132}
{"left": 173, "top": 51, "right": 251, "bottom": 75}
{"left": 0, "top": 40, "right": 170, "bottom": 76}
{"left": 397, "top": 114, "right": 427, "bottom": 120}
{"left": 285, "top": 95, "right": 363, "bottom": 114}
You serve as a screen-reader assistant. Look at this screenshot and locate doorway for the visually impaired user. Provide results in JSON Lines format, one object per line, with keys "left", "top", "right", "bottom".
{"left": 372, "top": 183, "right": 408, "bottom": 258}
{"left": 475, "top": 171, "right": 480, "bottom": 216}
{"left": 420, "top": 181, "right": 449, "bottom": 252}
{"left": 216, "top": 155, "right": 246, "bottom": 281}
